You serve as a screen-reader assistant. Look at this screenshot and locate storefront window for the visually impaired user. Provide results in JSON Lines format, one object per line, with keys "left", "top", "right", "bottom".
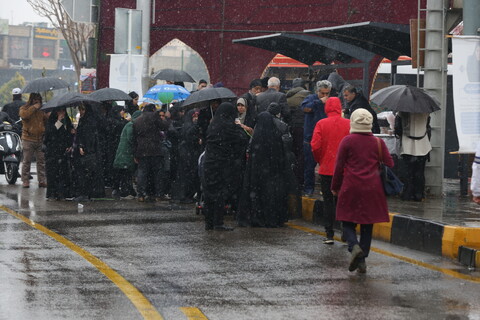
{"left": 33, "top": 38, "right": 56, "bottom": 59}
{"left": 9, "top": 36, "right": 29, "bottom": 59}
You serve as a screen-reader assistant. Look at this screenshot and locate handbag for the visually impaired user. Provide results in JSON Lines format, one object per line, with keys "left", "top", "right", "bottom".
{"left": 376, "top": 138, "right": 403, "bottom": 196}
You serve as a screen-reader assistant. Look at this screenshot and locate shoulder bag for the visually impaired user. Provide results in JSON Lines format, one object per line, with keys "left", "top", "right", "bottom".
{"left": 377, "top": 137, "right": 403, "bottom": 196}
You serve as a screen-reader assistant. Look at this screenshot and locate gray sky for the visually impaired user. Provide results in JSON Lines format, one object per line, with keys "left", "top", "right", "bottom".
{"left": 0, "top": 0, "right": 50, "bottom": 25}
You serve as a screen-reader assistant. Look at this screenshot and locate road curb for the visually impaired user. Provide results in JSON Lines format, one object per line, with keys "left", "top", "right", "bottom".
{"left": 300, "top": 197, "right": 480, "bottom": 267}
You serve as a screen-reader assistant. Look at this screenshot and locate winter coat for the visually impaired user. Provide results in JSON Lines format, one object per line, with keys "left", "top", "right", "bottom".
{"left": 286, "top": 86, "right": 310, "bottom": 128}
{"left": 344, "top": 94, "right": 380, "bottom": 134}
{"left": 19, "top": 103, "right": 47, "bottom": 142}
{"left": 332, "top": 133, "right": 393, "bottom": 224}
{"left": 2, "top": 98, "right": 24, "bottom": 123}
{"left": 311, "top": 97, "right": 350, "bottom": 176}
{"left": 255, "top": 88, "right": 290, "bottom": 123}
{"left": 203, "top": 102, "right": 249, "bottom": 201}
{"left": 113, "top": 110, "right": 142, "bottom": 171}
{"left": 398, "top": 112, "right": 432, "bottom": 156}
{"left": 301, "top": 93, "right": 327, "bottom": 142}
{"left": 132, "top": 111, "right": 170, "bottom": 158}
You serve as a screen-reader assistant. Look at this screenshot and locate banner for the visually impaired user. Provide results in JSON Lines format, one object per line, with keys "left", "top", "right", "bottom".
{"left": 452, "top": 36, "right": 480, "bottom": 153}
{"left": 109, "top": 54, "right": 145, "bottom": 97}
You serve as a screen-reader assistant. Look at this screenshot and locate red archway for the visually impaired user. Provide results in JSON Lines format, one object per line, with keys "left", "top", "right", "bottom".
{"left": 97, "top": 0, "right": 421, "bottom": 94}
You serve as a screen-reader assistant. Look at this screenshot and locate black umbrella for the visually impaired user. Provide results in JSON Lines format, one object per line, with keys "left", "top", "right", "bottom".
{"left": 182, "top": 87, "right": 237, "bottom": 109}
{"left": 88, "top": 88, "right": 133, "bottom": 102}
{"left": 41, "top": 92, "right": 100, "bottom": 111}
{"left": 370, "top": 85, "right": 441, "bottom": 113}
{"left": 151, "top": 68, "right": 196, "bottom": 82}
{"left": 21, "top": 77, "right": 69, "bottom": 93}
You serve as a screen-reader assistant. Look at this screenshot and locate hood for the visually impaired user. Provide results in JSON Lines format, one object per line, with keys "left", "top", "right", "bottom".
{"left": 132, "top": 110, "right": 142, "bottom": 120}
{"left": 286, "top": 86, "right": 305, "bottom": 98}
{"left": 327, "top": 72, "right": 350, "bottom": 93}
{"left": 325, "top": 97, "right": 342, "bottom": 117}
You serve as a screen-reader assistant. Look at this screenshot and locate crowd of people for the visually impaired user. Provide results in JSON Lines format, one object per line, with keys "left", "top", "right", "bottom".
{"left": 0, "top": 72, "right": 448, "bottom": 273}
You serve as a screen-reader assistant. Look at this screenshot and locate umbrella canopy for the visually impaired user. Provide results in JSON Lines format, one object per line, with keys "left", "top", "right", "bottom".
{"left": 151, "top": 69, "right": 196, "bottom": 82}
{"left": 182, "top": 87, "right": 237, "bottom": 108}
{"left": 370, "top": 85, "right": 441, "bottom": 113}
{"left": 88, "top": 88, "right": 132, "bottom": 102}
{"left": 143, "top": 84, "right": 191, "bottom": 105}
{"left": 41, "top": 92, "right": 100, "bottom": 111}
{"left": 21, "top": 77, "right": 69, "bottom": 93}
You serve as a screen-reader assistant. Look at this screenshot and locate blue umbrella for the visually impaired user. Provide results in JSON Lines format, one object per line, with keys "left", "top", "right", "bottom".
{"left": 143, "top": 84, "right": 190, "bottom": 105}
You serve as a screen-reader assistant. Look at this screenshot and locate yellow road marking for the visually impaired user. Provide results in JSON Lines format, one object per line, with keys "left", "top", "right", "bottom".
{"left": 286, "top": 222, "right": 480, "bottom": 284}
{"left": 180, "top": 307, "right": 209, "bottom": 319}
{"left": 0, "top": 205, "right": 163, "bottom": 320}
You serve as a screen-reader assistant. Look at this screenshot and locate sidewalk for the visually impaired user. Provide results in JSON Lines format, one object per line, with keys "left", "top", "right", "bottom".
{"left": 301, "top": 178, "right": 480, "bottom": 268}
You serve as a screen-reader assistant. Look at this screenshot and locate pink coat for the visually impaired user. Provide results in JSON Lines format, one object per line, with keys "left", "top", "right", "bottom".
{"left": 332, "top": 133, "right": 394, "bottom": 224}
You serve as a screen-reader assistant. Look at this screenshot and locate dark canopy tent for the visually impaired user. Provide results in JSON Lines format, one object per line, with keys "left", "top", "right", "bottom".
{"left": 232, "top": 32, "right": 376, "bottom": 91}
{"left": 304, "top": 21, "right": 411, "bottom": 61}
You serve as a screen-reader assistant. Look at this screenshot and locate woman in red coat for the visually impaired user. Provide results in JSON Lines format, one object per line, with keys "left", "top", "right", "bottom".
{"left": 311, "top": 97, "right": 350, "bottom": 244}
{"left": 332, "top": 108, "right": 393, "bottom": 273}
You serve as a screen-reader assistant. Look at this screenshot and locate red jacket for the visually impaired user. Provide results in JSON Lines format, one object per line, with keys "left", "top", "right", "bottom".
{"left": 310, "top": 97, "right": 350, "bottom": 175}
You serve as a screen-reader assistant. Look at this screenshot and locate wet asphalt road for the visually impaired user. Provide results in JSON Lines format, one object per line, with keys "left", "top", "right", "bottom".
{"left": 1, "top": 179, "right": 480, "bottom": 320}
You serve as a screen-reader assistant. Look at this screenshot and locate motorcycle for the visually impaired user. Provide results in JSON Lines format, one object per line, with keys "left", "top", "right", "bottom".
{"left": 0, "top": 121, "right": 22, "bottom": 184}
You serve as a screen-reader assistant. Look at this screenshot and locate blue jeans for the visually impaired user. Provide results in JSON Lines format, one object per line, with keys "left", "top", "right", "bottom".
{"left": 342, "top": 222, "right": 373, "bottom": 257}
{"left": 303, "top": 141, "right": 316, "bottom": 193}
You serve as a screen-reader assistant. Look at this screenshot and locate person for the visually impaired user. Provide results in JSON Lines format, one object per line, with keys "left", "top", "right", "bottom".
{"left": 301, "top": 80, "right": 331, "bottom": 195}
{"left": 203, "top": 102, "right": 248, "bottom": 231}
{"left": 113, "top": 110, "right": 142, "bottom": 199}
{"left": 172, "top": 109, "right": 203, "bottom": 203}
{"left": 198, "top": 98, "right": 221, "bottom": 141}
{"left": 342, "top": 85, "right": 380, "bottom": 133}
{"left": 327, "top": 72, "right": 350, "bottom": 106}
{"left": 125, "top": 91, "right": 140, "bottom": 116}
{"left": 240, "top": 78, "right": 262, "bottom": 126}
{"left": 235, "top": 98, "right": 254, "bottom": 136}
{"left": 255, "top": 77, "right": 290, "bottom": 123}
{"left": 286, "top": 78, "right": 310, "bottom": 187}
{"left": 472, "top": 142, "right": 480, "bottom": 205}
{"left": 19, "top": 92, "right": 48, "bottom": 188}
{"left": 44, "top": 108, "right": 74, "bottom": 200}
{"left": 332, "top": 108, "right": 393, "bottom": 273}
{"left": 72, "top": 104, "right": 100, "bottom": 201}
{"left": 105, "top": 104, "right": 128, "bottom": 195}
{"left": 395, "top": 112, "right": 431, "bottom": 201}
{"left": 2, "top": 88, "right": 24, "bottom": 130}
{"left": 310, "top": 97, "right": 350, "bottom": 244}
{"left": 132, "top": 104, "right": 170, "bottom": 202}
{"left": 237, "top": 111, "right": 289, "bottom": 228}
{"left": 197, "top": 79, "right": 208, "bottom": 91}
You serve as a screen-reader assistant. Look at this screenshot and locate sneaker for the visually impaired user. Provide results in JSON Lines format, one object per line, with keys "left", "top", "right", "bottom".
{"left": 121, "top": 195, "right": 135, "bottom": 200}
{"left": 22, "top": 182, "right": 29, "bottom": 188}
{"left": 323, "top": 238, "right": 334, "bottom": 245}
{"left": 348, "top": 244, "right": 364, "bottom": 272}
{"left": 38, "top": 183, "right": 47, "bottom": 188}
{"left": 137, "top": 196, "right": 145, "bottom": 202}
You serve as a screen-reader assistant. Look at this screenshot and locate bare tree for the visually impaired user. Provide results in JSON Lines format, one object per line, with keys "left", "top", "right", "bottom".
{"left": 27, "top": 0, "right": 95, "bottom": 88}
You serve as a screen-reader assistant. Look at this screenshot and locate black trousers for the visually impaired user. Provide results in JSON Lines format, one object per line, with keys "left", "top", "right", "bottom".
{"left": 342, "top": 222, "right": 373, "bottom": 258}
{"left": 402, "top": 154, "right": 427, "bottom": 201}
{"left": 320, "top": 174, "right": 335, "bottom": 238}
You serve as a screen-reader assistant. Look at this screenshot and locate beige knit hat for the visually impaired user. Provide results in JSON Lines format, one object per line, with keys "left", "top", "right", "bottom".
{"left": 350, "top": 108, "right": 373, "bottom": 133}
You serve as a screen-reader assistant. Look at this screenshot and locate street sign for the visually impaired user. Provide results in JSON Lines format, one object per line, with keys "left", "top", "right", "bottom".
{"left": 60, "top": 0, "right": 92, "bottom": 23}
{"left": 114, "top": 8, "right": 143, "bottom": 55}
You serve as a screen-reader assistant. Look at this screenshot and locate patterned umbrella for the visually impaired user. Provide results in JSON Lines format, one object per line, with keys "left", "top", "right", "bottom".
{"left": 143, "top": 84, "right": 191, "bottom": 105}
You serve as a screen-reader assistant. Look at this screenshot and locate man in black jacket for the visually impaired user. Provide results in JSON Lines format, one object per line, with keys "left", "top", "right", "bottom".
{"left": 2, "top": 88, "right": 24, "bottom": 131}
{"left": 343, "top": 85, "right": 380, "bottom": 134}
{"left": 133, "top": 104, "right": 170, "bottom": 202}
{"left": 255, "top": 77, "right": 290, "bottom": 124}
